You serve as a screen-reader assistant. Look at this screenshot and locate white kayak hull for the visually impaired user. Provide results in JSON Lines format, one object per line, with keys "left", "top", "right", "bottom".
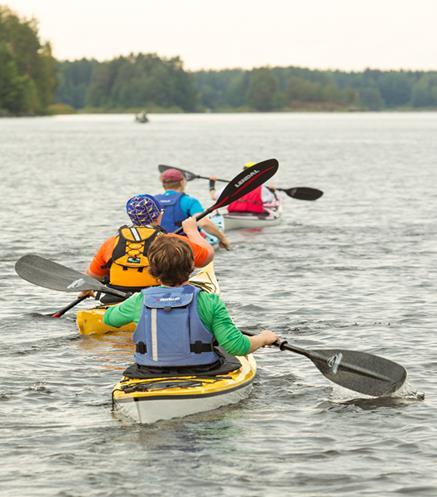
{"left": 112, "top": 355, "right": 256, "bottom": 424}
{"left": 114, "top": 380, "right": 254, "bottom": 424}
{"left": 223, "top": 206, "right": 282, "bottom": 231}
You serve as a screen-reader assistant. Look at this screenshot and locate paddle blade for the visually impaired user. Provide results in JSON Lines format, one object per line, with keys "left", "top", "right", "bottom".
{"left": 214, "top": 158, "right": 279, "bottom": 210}
{"left": 15, "top": 254, "right": 104, "bottom": 293}
{"left": 308, "top": 348, "right": 407, "bottom": 397}
{"left": 283, "top": 187, "right": 323, "bottom": 201}
{"left": 158, "top": 164, "right": 198, "bottom": 182}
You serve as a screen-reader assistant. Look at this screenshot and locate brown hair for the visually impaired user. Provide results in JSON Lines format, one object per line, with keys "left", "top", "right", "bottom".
{"left": 162, "top": 180, "right": 183, "bottom": 190}
{"left": 148, "top": 235, "right": 194, "bottom": 286}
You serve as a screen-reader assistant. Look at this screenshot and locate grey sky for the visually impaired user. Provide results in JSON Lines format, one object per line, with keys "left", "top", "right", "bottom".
{"left": 5, "top": 0, "right": 437, "bottom": 71}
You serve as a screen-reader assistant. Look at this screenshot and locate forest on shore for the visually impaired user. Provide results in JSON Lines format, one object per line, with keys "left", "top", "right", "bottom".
{"left": 2, "top": 5, "right": 437, "bottom": 116}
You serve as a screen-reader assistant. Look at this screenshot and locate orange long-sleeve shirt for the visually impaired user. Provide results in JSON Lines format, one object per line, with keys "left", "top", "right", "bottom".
{"left": 88, "top": 233, "right": 210, "bottom": 279}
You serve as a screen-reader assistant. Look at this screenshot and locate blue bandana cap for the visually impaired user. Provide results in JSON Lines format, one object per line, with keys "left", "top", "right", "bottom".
{"left": 126, "top": 194, "right": 162, "bottom": 226}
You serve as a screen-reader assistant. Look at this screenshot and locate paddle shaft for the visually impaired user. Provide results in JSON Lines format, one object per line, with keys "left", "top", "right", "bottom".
{"left": 199, "top": 174, "right": 228, "bottom": 183}
{"left": 51, "top": 295, "right": 89, "bottom": 318}
{"left": 158, "top": 165, "right": 322, "bottom": 200}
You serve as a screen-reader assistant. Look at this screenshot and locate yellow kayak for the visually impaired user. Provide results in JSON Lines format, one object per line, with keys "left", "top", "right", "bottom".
{"left": 76, "top": 261, "right": 220, "bottom": 335}
{"left": 112, "top": 354, "right": 256, "bottom": 424}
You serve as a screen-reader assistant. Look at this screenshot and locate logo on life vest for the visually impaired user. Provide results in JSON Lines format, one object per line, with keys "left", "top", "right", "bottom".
{"left": 234, "top": 168, "right": 260, "bottom": 187}
{"left": 158, "top": 297, "right": 181, "bottom": 302}
{"left": 127, "top": 256, "right": 141, "bottom": 264}
{"left": 67, "top": 278, "right": 86, "bottom": 289}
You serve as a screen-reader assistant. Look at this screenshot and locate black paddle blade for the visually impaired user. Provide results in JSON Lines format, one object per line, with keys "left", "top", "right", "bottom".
{"left": 215, "top": 158, "right": 279, "bottom": 210}
{"left": 15, "top": 254, "right": 105, "bottom": 293}
{"left": 158, "top": 164, "right": 198, "bottom": 182}
{"left": 283, "top": 187, "right": 323, "bottom": 201}
{"left": 308, "top": 348, "right": 407, "bottom": 397}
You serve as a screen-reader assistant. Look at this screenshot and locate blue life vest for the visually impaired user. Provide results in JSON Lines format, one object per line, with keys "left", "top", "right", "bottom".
{"left": 133, "top": 285, "right": 219, "bottom": 367}
{"left": 154, "top": 192, "right": 186, "bottom": 233}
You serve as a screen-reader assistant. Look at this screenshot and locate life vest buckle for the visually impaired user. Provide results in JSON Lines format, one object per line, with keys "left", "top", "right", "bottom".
{"left": 136, "top": 342, "right": 147, "bottom": 354}
{"left": 190, "top": 341, "right": 214, "bottom": 354}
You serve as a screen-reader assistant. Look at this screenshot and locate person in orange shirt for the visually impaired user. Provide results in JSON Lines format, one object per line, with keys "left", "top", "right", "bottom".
{"left": 84, "top": 194, "right": 214, "bottom": 303}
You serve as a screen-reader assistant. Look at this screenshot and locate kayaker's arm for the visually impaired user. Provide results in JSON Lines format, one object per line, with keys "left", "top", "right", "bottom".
{"left": 197, "top": 293, "right": 278, "bottom": 355}
{"left": 196, "top": 216, "right": 230, "bottom": 250}
{"left": 181, "top": 217, "right": 214, "bottom": 264}
{"left": 103, "top": 292, "right": 143, "bottom": 327}
{"left": 247, "top": 330, "right": 278, "bottom": 352}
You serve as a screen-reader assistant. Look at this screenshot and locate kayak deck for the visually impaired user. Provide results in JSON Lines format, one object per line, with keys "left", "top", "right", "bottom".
{"left": 223, "top": 205, "right": 282, "bottom": 231}
{"left": 112, "top": 354, "right": 256, "bottom": 424}
{"left": 76, "top": 261, "right": 220, "bottom": 335}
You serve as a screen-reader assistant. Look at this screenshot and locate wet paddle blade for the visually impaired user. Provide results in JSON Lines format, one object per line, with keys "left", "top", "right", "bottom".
{"left": 308, "top": 348, "right": 407, "bottom": 397}
{"left": 214, "top": 158, "right": 279, "bottom": 210}
{"left": 158, "top": 164, "right": 199, "bottom": 182}
{"left": 15, "top": 254, "right": 105, "bottom": 293}
{"left": 282, "top": 187, "right": 323, "bottom": 201}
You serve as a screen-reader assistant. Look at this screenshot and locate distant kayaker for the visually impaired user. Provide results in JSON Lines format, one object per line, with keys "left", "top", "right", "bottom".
{"left": 209, "top": 162, "right": 279, "bottom": 215}
{"left": 103, "top": 235, "right": 279, "bottom": 366}
{"left": 82, "top": 194, "right": 214, "bottom": 302}
{"left": 155, "top": 168, "right": 230, "bottom": 250}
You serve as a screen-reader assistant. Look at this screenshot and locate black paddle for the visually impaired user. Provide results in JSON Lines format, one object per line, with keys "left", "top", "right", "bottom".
{"left": 173, "top": 158, "right": 279, "bottom": 233}
{"left": 50, "top": 295, "right": 90, "bottom": 318}
{"left": 15, "top": 255, "right": 129, "bottom": 299}
{"left": 158, "top": 164, "right": 323, "bottom": 201}
{"left": 244, "top": 331, "right": 407, "bottom": 397}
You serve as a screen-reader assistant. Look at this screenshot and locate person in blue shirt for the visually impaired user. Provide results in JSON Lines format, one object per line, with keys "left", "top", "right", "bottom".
{"left": 155, "top": 168, "right": 230, "bottom": 250}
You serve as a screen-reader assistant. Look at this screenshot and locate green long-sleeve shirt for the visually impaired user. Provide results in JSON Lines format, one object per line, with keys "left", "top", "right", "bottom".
{"left": 103, "top": 289, "right": 250, "bottom": 356}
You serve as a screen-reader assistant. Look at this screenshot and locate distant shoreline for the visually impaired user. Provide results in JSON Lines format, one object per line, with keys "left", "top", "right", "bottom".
{"left": 3, "top": 108, "right": 437, "bottom": 118}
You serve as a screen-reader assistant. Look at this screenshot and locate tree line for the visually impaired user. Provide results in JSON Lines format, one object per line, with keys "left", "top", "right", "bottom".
{"left": 1, "top": 5, "right": 437, "bottom": 116}
{"left": 57, "top": 60, "right": 437, "bottom": 113}
{"left": 0, "top": 6, "right": 56, "bottom": 115}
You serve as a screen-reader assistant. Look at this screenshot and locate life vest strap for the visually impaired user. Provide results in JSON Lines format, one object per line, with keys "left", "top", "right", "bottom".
{"left": 136, "top": 341, "right": 213, "bottom": 355}
{"left": 190, "top": 341, "right": 214, "bottom": 354}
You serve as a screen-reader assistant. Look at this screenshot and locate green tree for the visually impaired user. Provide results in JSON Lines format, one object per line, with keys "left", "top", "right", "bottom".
{"left": 411, "top": 74, "right": 437, "bottom": 107}
{"left": 247, "top": 68, "right": 278, "bottom": 111}
{"left": 0, "top": 6, "right": 56, "bottom": 115}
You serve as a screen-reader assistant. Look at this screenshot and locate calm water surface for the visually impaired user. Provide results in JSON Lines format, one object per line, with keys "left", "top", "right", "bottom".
{"left": 1, "top": 113, "right": 436, "bottom": 496}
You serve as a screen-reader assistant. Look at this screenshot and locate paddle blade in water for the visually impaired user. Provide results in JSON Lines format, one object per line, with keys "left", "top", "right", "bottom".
{"left": 215, "top": 158, "right": 279, "bottom": 209}
{"left": 283, "top": 187, "right": 324, "bottom": 201}
{"left": 309, "top": 348, "right": 407, "bottom": 397}
{"left": 15, "top": 254, "right": 103, "bottom": 293}
{"left": 158, "top": 164, "right": 198, "bottom": 182}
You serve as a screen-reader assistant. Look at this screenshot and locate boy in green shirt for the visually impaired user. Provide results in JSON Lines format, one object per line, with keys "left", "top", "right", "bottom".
{"left": 104, "top": 236, "right": 278, "bottom": 359}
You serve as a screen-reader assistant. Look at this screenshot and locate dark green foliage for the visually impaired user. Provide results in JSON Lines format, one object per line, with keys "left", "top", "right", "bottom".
{"left": 0, "top": 6, "right": 56, "bottom": 115}
{"left": 55, "top": 60, "right": 437, "bottom": 111}
{"left": 56, "top": 59, "right": 98, "bottom": 108}
{"left": 193, "top": 66, "right": 437, "bottom": 111}
{"left": 56, "top": 53, "right": 197, "bottom": 111}
{"left": 247, "top": 68, "right": 278, "bottom": 111}
{"left": 411, "top": 74, "right": 437, "bottom": 107}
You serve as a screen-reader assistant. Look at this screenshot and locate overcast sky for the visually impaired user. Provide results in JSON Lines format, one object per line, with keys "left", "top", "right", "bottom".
{"left": 5, "top": 0, "right": 437, "bottom": 71}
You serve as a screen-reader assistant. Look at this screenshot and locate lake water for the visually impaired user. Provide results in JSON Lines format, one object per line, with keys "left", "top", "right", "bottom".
{"left": 1, "top": 113, "right": 436, "bottom": 496}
